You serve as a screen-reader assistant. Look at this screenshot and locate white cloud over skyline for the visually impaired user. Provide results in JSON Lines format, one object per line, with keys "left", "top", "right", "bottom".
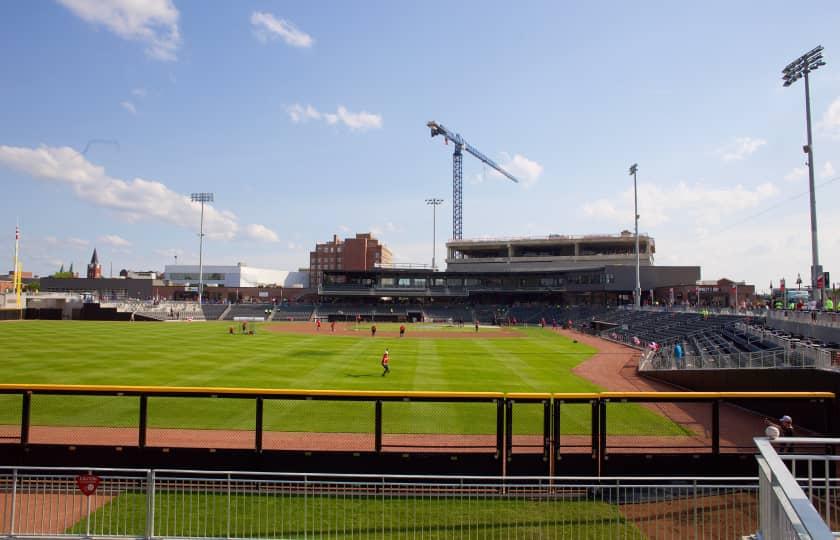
{"left": 719, "top": 137, "right": 767, "bottom": 161}
{"left": 57, "top": 0, "right": 181, "bottom": 61}
{"left": 250, "top": 12, "right": 313, "bottom": 48}
{"left": 0, "top": 144, "right": 278, "bottom": 244}
{"left": 286, "top": 104, "right": 383, "bottom": 131}
{"left": 100, "top": 234, "right": 131, "bottom": 247}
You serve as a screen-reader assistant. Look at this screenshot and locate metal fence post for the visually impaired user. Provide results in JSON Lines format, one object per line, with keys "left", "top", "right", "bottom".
{"left": 374, "top": 400, "right": 382, "bottom": 453}
{"left": 495, "top": 399, "right": 503, "bottom": 460}
{"left": 145, "top": 470, "right": 155, "bottom": 540}
{"left": 590, "top": 399, "right": 599, "bottom": 465}
{"left": 20, "top": 392, "right": 31, "bottom": 445}
{"left": 599, "top": 399, "right": 607, "bottom": 471}
{"left": 255, "top": 397, "right": 264, "bottom": 453}
{"left": 505, "top": 399, "right": 513, "bottom": 462}
{"left": 553, "top": 399, "right": 561, "bottom": 462}
{"left": 139, "top": 395, "right": 148, "bottom": 448}
{"left": 542, "top": 399, "right": 550, "bottom": 463}
{"left": 712, "top": 399, "right": 720, "bottom": 455}
{"left": 9, "top": 468, "right": 17, "bottom": 537}
{"left": 226, "top": 473, "right": 232, "bottom": 539}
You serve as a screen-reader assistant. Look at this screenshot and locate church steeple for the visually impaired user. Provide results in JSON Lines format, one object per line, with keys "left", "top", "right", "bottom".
{"left": 87, "top": 248, "right": 102, "bottom": 279}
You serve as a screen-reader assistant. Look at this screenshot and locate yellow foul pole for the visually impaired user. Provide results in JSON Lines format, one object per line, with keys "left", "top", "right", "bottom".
{"left": 13, "top": 224, "right": 22, "bottom": 308}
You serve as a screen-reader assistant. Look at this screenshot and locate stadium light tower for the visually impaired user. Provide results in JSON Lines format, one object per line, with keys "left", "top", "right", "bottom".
{"left": 426, "top": 198, "right": 444, "bottom": 270}
{"left": 629, "top": 164, "right": 641, "bottom": 308}
{"left": 190, "top": 192, "right": 214, "bottom": 305}
{"left": 783, "top": 45, "right": 826, "bottom": 304}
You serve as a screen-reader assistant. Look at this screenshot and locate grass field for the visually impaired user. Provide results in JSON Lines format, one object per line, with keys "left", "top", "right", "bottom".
{"left": 0, "top": 321, "right": 689, "bottom": 436}
{"left": 70, "top": 491, "right": 645, "bottom": 539}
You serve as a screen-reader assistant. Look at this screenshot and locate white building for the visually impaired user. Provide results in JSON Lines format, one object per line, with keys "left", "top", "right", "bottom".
{"left": 164, "top": 263, "right": 309, "bottom": 288}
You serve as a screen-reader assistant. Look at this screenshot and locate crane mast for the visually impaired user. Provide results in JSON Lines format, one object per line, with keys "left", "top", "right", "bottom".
{"left": 427, "top": 121, "right": 520, "bottom": 240}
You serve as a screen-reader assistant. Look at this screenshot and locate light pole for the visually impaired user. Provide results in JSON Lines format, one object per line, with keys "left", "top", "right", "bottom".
{"left": 426, "top": 198, "right": 443, "bottom": 270}
{"left": 783, "top": 45, "right": 826, "bottom": 305}
{"left": 190, "top": 192, "right": 214, "bottom": 305}
{"left": 629, "top": 164, "right": 641, "bottom": 308}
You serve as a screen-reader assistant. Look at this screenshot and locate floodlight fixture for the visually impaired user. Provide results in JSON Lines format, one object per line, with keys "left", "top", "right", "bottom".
{"left": 782, "top": 46, "right": 826, "bottom": 303}
{"left": 426, "top": 198, "right": 444, "bottom": 270}
{"left": 190, "top": 192, "right": 215, "bottom": 305}
{"left": 629, "top": 164, "right": 641, "bottom": 308}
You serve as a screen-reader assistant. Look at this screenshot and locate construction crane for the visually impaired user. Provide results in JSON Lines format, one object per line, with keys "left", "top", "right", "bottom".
{"left": 427, "top": 121, "right": 520, "bottom": 240}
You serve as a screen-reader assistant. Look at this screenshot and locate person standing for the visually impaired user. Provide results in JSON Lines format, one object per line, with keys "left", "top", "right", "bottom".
{"left": 399, "top": 324, "right": 406, "bottom": 338}
{"left": 316, "top": 319, "right": 321, "bottom": 331}
{"left": 381, "top": 349, "right": 390, "bottom": 376}
{"left": 371, "top": 324, "right": 377, "bottom": 337}
{"left": 330, "top": 320, "right": 336, "bottom": 332}
{"left": 765, "top": 415, "right": 795, "bottom": 453}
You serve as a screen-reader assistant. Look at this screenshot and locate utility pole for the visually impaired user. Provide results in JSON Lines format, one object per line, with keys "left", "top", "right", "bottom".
{"left": 629, "top": 164, "right": 641, "bottom": 308}
{"left": 426, "top": 198, "right": 443, "bottom": 270}
{"left": 190, "top": 192, "right": 214, "bottom": 305}
{"left": 783, "top": 46, "right": 826, "bottom": 305}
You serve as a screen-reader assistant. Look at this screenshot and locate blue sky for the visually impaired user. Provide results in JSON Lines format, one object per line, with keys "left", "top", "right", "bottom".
{"left": 2, "top": 1, "right": 840, "bottom": 292}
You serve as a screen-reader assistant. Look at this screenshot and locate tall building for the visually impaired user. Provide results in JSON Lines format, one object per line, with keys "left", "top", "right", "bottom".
{"left": 86, "top": 248, "right": 102, "bottom": 279}
{"left": 309, "top": 233, "right": 392, "bottom": 287}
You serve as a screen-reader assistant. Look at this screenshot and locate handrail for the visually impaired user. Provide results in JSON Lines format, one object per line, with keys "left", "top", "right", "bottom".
{"left": 0, "top": 384, "right": 831, "bottom": 401}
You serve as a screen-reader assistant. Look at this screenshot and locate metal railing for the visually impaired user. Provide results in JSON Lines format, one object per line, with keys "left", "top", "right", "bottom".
{"left": 767, "top": 309, "right": 840, "bottom": 329}
{"left": 0, "top": 466, "right": 763, "bottom": 539}
{"left": 755, "top": 437, "right": 836, "bottom": 539}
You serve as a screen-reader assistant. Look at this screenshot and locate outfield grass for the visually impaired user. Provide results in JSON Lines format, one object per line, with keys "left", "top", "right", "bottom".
{"left": 70, "top": 491, "right": 645, "bottom": 539}
{"left": 0, "top": 321, "right": 689, "bottom": 436}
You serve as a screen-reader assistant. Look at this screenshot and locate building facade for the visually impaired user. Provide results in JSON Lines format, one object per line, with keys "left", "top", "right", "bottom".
{"left": 446, "top": 232, "right": 654, "bottom": 273}
{"left": 86, "top": 249, "right": 102, "bottom": 279}
{"left": 309, "top": 233, "right": 393, "bottom": 287}
{"left": 163, "top": 263, "right": 308, "bottom": 289}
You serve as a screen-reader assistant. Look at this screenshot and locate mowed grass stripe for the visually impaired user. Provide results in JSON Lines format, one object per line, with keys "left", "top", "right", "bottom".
{"left": 0, "top": 321, "right": 689, "bottom": 436}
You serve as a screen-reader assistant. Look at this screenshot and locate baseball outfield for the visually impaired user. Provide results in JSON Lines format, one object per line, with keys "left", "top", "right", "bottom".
{"left": 0, "top": 320, "right": 688, "bottom": 436}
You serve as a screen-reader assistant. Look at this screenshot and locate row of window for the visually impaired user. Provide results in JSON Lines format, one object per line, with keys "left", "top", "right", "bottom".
{"left": 167, "top": 273, "right": 225, "bottom": 281}
{"left": 326, "top": 273, "right": 617, "bottom": 288}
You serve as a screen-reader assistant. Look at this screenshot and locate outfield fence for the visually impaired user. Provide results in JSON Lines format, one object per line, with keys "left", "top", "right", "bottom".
{"left": 0, "top": 466, "right": 766, "bottom": 539}
{"left": 0, "top": 385, "right": 834, "bottom": 477}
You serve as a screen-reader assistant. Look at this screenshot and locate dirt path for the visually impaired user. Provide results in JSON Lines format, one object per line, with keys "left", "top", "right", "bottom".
{"left": 563, "top": 330, "right": 765, "bottom": 451}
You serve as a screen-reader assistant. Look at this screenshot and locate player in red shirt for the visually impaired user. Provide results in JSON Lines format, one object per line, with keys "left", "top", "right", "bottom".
{"left": 330, "top": 320, "right": 336, "bottom": 332}
{"left": 316, "top": 319, "right": 321, "bottom": 331}
{"left": 381, "top": 349, "right": 390, "bottom": 376}
{"left": 399, "top": 324, "right": 406, "bottom": 338}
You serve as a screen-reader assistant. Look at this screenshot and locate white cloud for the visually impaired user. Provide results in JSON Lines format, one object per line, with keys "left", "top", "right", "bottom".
{"left": 120, "top": 101, "right": 137, "bottom": 115}
{"left": 67, "top": 237, "right": 89, "bottom": 247}
{"left": 821, "top": 161, "right": 835, "bottom": 179}
{"left": 477, "top": 152, "right": 544, "bottom": 188}
{"left": 582, "top": 181, "right": 779, "bottom": 227}
{"left": 821, "top": 97, "right": 840, "bottom": 136}
{"left": 57, "top": 0, "right": 181, "bottom": 61}
{"left": 0, "top": 144, "right": 276, "bottom": 243}
{"left": 338, "top": 224, "right": 350, "bottom": 233}
{"left": 131, "top": 88, "right": 147, "bottom": 98}
{"left": 719, "top": 137, "right": 767, "bottom": 161}
{"left": 784, "top": 166, "right": 807, "bottom": 182}
{"left": 244, "top": 223, "right": 279, "bottom": 243}
{"left": 99, "top": 234, "right": 131, "bottom": 247}
{"left": 250, "top": 12, "right": 313, "bottom": 48}
{"left": 286, "top": 104, "right": 383, "bottom": 131}
{"left": 44, "top": 235, "right": 58, "bottom": 245}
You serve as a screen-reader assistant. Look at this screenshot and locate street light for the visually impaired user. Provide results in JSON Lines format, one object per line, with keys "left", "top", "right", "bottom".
{"left": 425, "top": 198, "right": 444, "bottom": 270}
{"left": 783, "top": 45, "right": 826, "bottom": 305}
{"left": 190, "top": 192, "right": 214, "bottom": 305}
{"left": 629, "top": 164, "right": 641, "bottom": 308}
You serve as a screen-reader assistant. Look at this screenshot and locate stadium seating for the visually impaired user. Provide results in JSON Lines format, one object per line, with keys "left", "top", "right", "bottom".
{"left": 271, "top": 304, "right": 315, "bottom": 321}
{"left": 223, "top": 304, "right": 274, "bottom": 320}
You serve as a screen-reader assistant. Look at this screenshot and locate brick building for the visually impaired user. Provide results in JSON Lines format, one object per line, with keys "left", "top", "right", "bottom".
{"left": 309, "top": 233, "right": 392, "bottom": 287}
